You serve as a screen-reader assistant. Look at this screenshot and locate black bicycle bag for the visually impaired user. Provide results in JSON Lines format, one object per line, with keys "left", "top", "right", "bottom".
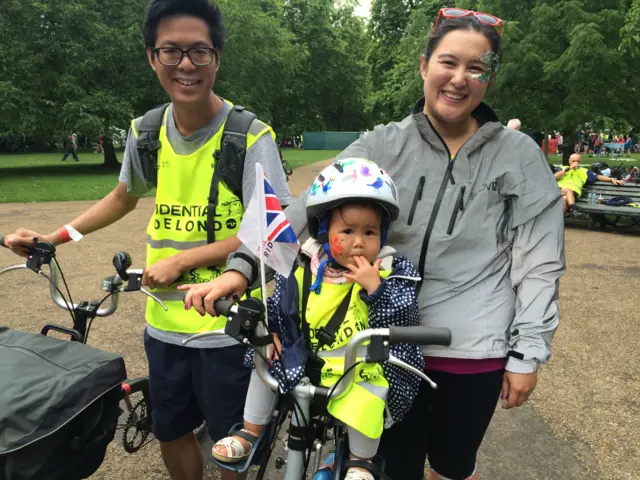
{"left": 0, "top": 327, "right": 126, "bottom": 480}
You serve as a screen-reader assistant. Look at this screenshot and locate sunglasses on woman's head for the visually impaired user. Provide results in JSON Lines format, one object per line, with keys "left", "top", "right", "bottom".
{"left": 434, "top": 8, "right": 503, "bottom": 35}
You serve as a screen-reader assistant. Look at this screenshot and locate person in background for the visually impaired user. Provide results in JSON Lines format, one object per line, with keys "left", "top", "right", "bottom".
{"left": 506, "top": 118, "right": 521, "bottom": 130}
{"left": 554, "top": 153, "right": 624, "bottom": 214}
{"left": 61, "top": 133, "right": 79, "bottom": 162}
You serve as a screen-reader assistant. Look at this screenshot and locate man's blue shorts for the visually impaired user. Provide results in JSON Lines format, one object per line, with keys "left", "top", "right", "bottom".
{"left": 144, "top": 330, "right": 251, "bottom": 443}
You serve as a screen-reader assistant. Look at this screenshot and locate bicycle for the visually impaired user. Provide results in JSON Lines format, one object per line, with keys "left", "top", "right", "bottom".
{"left": 278, "top": 143, "right": 294, "bottom": 181}
{"left": 0, "top": 238, "right": 207, "bottom": 454}
{"left": 182, "top": 296, "right": 452, "bottom": 479}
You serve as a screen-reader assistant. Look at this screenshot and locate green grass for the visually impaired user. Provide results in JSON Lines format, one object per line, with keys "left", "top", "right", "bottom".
{"left": 0, "top": 149, "right": 339, "bottom": 203}
{"left": 281, "top": 148, "right": 341, "bottom": 169}
{"left": 549, "top": 153, "right": 640, "bottom": 167}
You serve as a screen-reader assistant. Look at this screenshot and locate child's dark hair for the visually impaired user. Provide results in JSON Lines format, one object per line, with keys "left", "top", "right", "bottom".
{"left": 424, "top": 16, "right": 501, "bottom": 63}
{"left": 143, "top": 0, "right": 226, "bottom": 51}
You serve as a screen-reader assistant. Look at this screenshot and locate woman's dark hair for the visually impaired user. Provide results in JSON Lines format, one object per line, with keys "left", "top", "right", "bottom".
{"left": 424, "top": 16, "right": 501, "bottom": 63}
{"left": 143, "top": 0, "right": 226, "bottom": 51}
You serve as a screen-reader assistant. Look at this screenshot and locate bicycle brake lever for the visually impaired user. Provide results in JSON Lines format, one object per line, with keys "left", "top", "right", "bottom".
{"left": 387, "top": 354, "right": 438, "bottom": 389}
{"left": 181, "top": 329, "right": 227, "bottom": 345}
{"left": 140, "top": 287, "right": 168, "bottom": 311}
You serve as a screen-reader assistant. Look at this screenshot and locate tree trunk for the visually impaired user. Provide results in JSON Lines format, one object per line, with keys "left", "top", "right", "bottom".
{"left": 562, "top": 129, "right": 574, "bottom": 166}
{"left": 102, "top": 136, "right": 120, "bottom": 169}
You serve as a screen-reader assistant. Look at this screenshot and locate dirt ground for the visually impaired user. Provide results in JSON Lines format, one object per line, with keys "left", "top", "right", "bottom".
{"left": 1, "top": 159, "right": 638, "bottom": 479}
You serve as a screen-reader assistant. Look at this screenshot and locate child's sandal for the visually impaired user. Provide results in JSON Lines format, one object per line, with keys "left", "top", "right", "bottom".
{"left": 345, "top": 467, "right": 375, "bottom": 480}
{"left": 211, "top": 429, "right": 258, "bottom": 464}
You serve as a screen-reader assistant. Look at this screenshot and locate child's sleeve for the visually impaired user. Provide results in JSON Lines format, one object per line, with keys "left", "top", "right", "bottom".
{"left": 360, "top": 256, "right": 421, "bottom": 329}
{"left": 266, "top": 273, "right": 286, "bottom": 333}
{"left": 267, "top": 271, "right": 304, "bottom": 349}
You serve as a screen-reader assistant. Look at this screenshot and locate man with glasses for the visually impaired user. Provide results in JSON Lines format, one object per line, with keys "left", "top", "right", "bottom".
{"left": 3, "top": 1, "right": 291, "bottom": 479}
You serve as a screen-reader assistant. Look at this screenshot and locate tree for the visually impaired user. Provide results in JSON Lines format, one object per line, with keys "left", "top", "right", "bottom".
{"left": 367, "top": 0, "right": 430, "bottom": 123}
{"left": 0, "top": 0, "right": 161, "bottom": 166}
{"left": 268, "top": 0, "right": 371, "bottom": 136}
{"left": 485, "top": 0, "right": 639, "bottom": 163}
{"left": 215, "top": 0, "right": 302, "bottom": 134}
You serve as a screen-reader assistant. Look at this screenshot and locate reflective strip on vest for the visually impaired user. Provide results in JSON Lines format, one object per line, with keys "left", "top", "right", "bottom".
{"left": 143, "top": 102, "right": 272, "bottom": 334}
{"left": 317, "top": 346, "right": 367, "bottom": 358}
{"left": 328, "top": 379, "right": 388, "bottom": 439}
{"left": 146, "top": 235, "right": 208, "bottom": 250}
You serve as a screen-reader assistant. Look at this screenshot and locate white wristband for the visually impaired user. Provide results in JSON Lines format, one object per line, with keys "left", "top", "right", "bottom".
{"left": 65, "top": 225, "right": 83, "bottom": 242}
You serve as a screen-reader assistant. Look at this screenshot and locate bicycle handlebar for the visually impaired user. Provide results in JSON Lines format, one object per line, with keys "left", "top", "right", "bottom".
{"left": 211, "top": 299, "right": 237, "bottom": 317}
{"left": 0, "top": 236, "right": 6, "bottom": 249}
{"left": 183, "top": 298, "right": 452, "bottom": 399}
{"left": 388, "top": 325, "right": 451, "bottom": 346}
{"left": 46, "top": 258, "right": 122, "bottom": 317}
{"left": 0, "top": 241, "right": 167, "bottom": 317}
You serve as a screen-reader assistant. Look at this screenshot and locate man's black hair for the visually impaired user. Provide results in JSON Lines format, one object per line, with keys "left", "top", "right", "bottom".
{"left": 143, "top": 0, "right": 226, "bottom": 51}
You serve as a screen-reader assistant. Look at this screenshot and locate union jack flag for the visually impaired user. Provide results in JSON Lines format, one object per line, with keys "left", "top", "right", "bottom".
{"left": 237, "top": 164, "right": 299, "bottom": 277}
{"left": 264, "top": 177, "right": 298, "bottom": 244}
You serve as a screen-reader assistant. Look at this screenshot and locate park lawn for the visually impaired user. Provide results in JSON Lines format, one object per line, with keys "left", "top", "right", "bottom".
{"left": 0, "top": 149, "right": 338, "bottom": 203}
{"left": 549, "top": 152, "right": 640, "bottom": 166}
{"left": 282, "top": 148, "right": 341, "bottom": 169}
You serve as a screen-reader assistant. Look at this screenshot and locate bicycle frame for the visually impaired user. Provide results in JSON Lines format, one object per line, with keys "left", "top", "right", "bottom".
{"left": 185, "top": 300, "right": 450, "bottom": 480}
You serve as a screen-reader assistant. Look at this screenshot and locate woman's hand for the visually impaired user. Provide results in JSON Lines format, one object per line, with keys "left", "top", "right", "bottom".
{"left": 501, "top": 371, "right": 537, "bottom": 409}
{"left": 178, "top": 270, "right": 249, "bottom": 316}
{"left": 345, "top": 256, "right": 382, "bottom": 295}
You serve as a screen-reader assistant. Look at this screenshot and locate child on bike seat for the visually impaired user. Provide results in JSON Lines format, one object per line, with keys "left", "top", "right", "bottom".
{"left": 213, "top": 158, "right": 424, "bottom": 480}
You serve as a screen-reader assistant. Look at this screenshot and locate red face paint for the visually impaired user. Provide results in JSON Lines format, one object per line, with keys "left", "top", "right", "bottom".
{"left": 330, "top": 235, "right": 343, "bottom": 256}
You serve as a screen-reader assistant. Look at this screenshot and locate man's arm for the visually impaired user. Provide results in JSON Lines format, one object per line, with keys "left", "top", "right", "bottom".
{"left": 596, "top": 174, "right": 624, "bottom": 185}
{"left": 4, "top": 182, "right": 139, "bottom": 256}
{"left": 553, "top": 168, "right": 567, "bottom": 180}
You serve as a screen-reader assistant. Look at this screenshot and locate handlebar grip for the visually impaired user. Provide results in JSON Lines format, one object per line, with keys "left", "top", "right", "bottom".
{"left": 388, "top": 326, "right": 452, "bottom": 347}
{"left": 0, "top": 236, "right": 5, "bottom": 248}
{"left": 213, "top": 299, "right": 236, "bottom": 317}
{"left": 113, "top": 252, "right": 132, "bottom": 281}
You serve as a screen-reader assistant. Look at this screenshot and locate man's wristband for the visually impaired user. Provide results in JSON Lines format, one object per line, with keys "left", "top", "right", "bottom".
{"left": 57, "top": 225, "right": 83, "bottom": 244}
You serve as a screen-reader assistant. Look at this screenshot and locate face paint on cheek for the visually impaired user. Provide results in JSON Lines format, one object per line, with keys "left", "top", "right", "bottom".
{"left": 330, "top": 235, "right": 343, "bottom": 256}
{"left": 469, "top": 52, "right": 499, "bottom": 84}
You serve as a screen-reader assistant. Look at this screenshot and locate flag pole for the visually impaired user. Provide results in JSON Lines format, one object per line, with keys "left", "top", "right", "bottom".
{"left": 256, "top": 164, "right": 269, "bottom": 313}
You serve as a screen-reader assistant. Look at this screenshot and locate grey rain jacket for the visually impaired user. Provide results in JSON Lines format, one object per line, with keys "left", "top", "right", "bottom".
{"left": 227, "top": 98, "right": 566, "bottom": 374}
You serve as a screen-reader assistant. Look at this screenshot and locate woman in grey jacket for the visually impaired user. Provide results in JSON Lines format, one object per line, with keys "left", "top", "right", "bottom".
{"left": 184, "top": 9, "right": 565, "bottom": 480}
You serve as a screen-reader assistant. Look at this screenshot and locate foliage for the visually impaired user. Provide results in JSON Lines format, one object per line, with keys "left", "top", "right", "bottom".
{"left": 1, "top": 0, "right": 640, "bottom": 159}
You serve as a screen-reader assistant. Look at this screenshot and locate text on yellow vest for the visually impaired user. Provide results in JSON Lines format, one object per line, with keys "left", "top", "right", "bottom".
{"left": 131, "top": 103, "right": 274, "bottom": 334}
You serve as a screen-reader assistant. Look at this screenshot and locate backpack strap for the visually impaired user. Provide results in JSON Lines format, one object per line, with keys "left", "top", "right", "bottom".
{"left": 207, "top": 105, "right": 256, "bottom": 244}
{"left": 300, "top": 260, "right": 354, "bottom": 353}
{"left": 135, "top": 103, "right": 170, "bottom": 188}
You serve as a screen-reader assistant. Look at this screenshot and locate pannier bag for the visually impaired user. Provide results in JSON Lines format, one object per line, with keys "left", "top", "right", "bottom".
{"left": 0, "top": 327, "right": 126, "bottom": 480}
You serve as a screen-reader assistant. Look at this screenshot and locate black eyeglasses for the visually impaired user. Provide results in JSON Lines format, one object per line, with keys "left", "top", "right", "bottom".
{"left": 152, "top": 47, "right": 218, "bottom": 66}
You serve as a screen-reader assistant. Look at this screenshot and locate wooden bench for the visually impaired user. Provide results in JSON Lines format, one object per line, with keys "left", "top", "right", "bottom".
{"left": 574, "top": 181, "right": 640, "bottom": 229}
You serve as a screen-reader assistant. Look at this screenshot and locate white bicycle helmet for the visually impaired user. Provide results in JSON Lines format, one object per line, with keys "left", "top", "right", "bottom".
{"left": 305, "top": 158, "right": 400, "bottom": 238}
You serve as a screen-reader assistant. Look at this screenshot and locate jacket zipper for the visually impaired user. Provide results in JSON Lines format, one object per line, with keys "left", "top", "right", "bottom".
{"left": 407, "top": 176, "right": 426, "bottom": 226}
{"left": 446, "top": 186, "right": 466, "bottom": 235}
{"left": 417, "top": 117, "right": 463, "bottom": 293}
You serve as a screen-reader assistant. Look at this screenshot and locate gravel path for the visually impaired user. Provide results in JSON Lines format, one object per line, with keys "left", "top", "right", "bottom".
{"left": 1, "top": 159, "right": 637, "bottom": 479}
